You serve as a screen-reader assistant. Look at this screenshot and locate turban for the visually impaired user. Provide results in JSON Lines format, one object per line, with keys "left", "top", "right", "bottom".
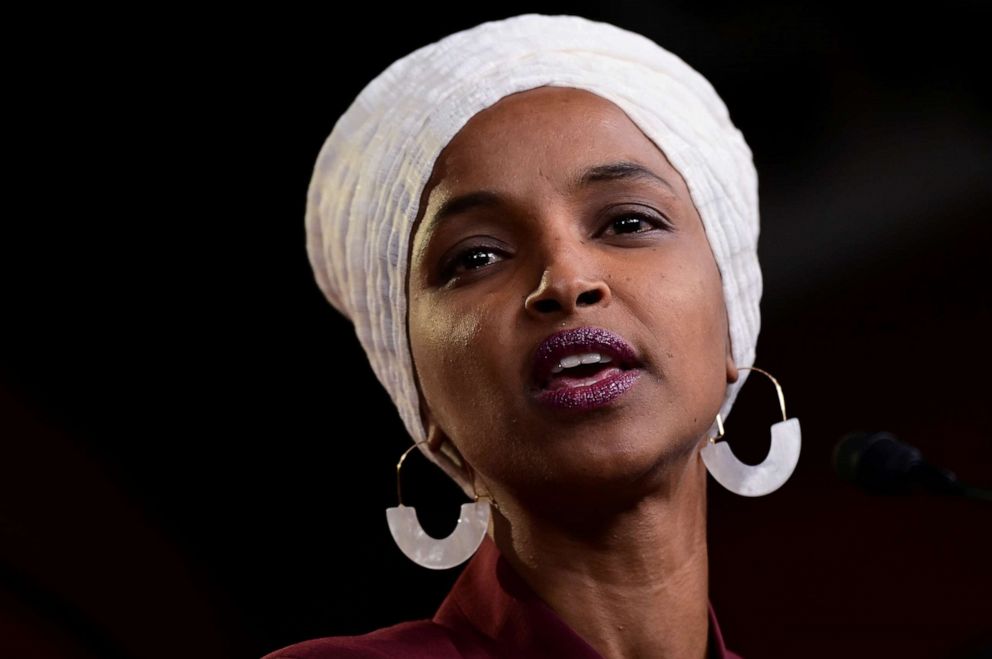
{"left": 305, "top": 13, "right": 762, "bottom": 499}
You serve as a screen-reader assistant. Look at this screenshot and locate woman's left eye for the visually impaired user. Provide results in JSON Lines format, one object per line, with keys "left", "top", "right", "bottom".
{"left": 602, "top": 212, "right": 667, "bottom": 236}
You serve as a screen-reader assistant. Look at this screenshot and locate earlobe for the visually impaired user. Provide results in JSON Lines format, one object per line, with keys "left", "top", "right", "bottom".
{"left": 726, "top": 352, "right": 739, "bottom": 384}
{"left": 424, "top": 413, "right": 466, "bottom": 471}
{"left": 424, "top": 416, "right": 447, "bottom": 452}
{"left": 725, "top": 326, "right": 739, "bottom": 384}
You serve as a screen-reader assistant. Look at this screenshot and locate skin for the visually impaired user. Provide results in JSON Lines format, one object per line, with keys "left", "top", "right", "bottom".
{"left": 405, "top": 86, "right": 738, "bottom": 659}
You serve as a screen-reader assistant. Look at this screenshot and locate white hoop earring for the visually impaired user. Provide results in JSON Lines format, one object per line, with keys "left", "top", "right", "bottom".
{"left": 700, "top": 366, "right": 801, "bottom": 497}
{"left": 385, "top": 440, "right": 494, "bottom": 570}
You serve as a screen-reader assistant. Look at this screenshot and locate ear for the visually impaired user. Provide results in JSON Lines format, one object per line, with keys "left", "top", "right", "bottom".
{"left": 725, "top": 324, "right": 739, "bottom": 385}
{"left": 415, "top": 377, "right": 477, "bottom": 489}
{"left": 422, "top": 403, "right": 468, "bottom": 474}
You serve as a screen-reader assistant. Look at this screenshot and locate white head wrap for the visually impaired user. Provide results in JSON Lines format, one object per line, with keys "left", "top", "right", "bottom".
{"left": 305, "top": 13, "right": 762, "bottom": 499}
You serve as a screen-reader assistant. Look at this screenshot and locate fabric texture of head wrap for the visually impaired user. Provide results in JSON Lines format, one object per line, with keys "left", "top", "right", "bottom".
{"left": 305, "top": 13, "right": 762, "bottom": 499}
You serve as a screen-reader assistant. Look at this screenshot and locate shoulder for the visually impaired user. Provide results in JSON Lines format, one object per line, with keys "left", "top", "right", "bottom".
{"left": 261, "top": 619, "right": 464, "bottom": 659}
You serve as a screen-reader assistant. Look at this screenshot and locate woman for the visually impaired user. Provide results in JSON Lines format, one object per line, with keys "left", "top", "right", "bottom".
{"left": 266, "top": 13, "right": 800, "bottom": 659}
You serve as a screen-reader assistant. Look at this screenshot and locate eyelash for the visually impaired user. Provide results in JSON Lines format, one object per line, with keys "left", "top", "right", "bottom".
{"left": 441, "top": 244, "right": 507, "bottom": 281}
{"left": 599, "top": 211, "right": 671, "bottom": 236}
{"left": 444, "top": 246, "right": 505, "bottom": 279}
{"left": 441, "top": 211, "right": 670, "bottom": 281}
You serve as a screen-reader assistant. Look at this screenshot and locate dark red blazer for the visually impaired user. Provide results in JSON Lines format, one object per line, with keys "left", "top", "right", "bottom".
{"left": 264, "top": 535, "right": 742, "bottom": 658}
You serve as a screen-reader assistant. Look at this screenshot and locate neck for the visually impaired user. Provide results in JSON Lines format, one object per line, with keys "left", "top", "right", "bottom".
{"left": 490, "top": 450, "right": 711, "bottom": 659}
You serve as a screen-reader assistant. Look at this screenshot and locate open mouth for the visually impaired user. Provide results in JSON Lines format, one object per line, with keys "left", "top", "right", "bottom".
{"left": 529, "top": 327, "right": 644, "bottom": 410}
{"left": 541, "top": 357, "right": 629, "bottom": 390}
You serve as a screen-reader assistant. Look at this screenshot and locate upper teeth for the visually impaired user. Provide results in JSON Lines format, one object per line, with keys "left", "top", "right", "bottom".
{"left": 551, "top": 352, "right": 613, "bottom": 374}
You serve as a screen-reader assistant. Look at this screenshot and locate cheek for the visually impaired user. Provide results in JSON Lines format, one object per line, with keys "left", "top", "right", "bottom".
{"left": 409, "top": 293, "right": 504, "bottom": 425}
{"left": 681, "top": 266, "right": 730, "bottom": 405}
{"left": 637, "top": 249, "right": 728, "bottom": 403}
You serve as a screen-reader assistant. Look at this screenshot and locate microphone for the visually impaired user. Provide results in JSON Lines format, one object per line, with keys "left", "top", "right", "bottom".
{"left": 833, "top": 431, "right": 992, "bottom": 502}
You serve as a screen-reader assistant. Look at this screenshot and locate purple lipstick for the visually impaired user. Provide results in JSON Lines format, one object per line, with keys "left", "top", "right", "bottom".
{"left": 530, "top": 326, "right": 643, "bottom": 411}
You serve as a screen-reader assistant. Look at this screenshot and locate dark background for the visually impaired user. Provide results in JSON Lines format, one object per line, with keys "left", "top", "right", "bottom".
{"left": 4, "top": 2, "right": 991, "bottom": 657}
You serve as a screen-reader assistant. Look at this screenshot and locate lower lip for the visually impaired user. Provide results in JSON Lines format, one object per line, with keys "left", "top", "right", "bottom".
{"left": 534, "top": 367, "right": 642, "bottom": 411}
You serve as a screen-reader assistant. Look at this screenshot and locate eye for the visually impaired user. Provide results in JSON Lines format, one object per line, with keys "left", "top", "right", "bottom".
{"left": 440, "top": 245, "right": 507, "bottom": 281}
{"left": 459, "top": 248, "right": 501, "bottom": 270}
{"left": 606, "top": 215, "right": 654, "bottom": 233}
{"left": 601, "top": 211, "right": 670, "bottom": 236}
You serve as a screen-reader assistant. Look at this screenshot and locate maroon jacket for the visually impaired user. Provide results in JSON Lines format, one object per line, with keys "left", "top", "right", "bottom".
{"left": 264, "top": 535, "right": 742, "bottom": 658}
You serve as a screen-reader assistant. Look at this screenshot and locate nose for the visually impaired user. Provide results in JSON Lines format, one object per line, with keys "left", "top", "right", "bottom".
{"left": 523, "top": 241, "right": 612, "bottom": 317}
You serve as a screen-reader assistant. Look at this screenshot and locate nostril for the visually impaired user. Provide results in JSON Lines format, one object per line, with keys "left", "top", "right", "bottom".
{"left": 533, "top": 298, "right": 560, "bottom": 313}
{"left": 577, "top": 289, "right": 603, "bottom": 306}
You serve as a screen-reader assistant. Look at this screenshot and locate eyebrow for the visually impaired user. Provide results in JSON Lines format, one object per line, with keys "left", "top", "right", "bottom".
{"left": 427, "top": 160, "right": 675, "bottom": 230}
{"left": 430, "top": 190, "right": 504, "bottom": 230}
{"left": 578, "top": 161, "right": 675, "bottom": 191}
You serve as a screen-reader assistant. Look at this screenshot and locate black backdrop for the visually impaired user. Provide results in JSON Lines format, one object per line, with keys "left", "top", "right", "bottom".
{"left": 4, "top": 2, "right": 991, "bottom": 658}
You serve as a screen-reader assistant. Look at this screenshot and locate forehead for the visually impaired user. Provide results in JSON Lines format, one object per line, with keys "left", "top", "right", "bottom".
{"left": 457, "top": 85, "right": 625, "bottom": 131}
{"left": 428, "top": 86, "right": 671, "bottom": 189}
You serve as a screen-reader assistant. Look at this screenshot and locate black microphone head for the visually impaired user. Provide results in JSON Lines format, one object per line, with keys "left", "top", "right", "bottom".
{"left": 833, "top": 431, "right": 923, "bottom": 494}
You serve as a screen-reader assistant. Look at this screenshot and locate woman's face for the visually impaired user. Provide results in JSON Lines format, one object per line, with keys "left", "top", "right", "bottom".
{"left": 407, "top": 86, "right": 737, "bottom": 511}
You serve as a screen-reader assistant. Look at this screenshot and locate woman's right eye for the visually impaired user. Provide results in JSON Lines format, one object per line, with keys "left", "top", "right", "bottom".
{"left": 442, "top": 246, "right": 505, "bottom": 280}
{"left": 456, "top": 247, "right": 499, "bottom": 270}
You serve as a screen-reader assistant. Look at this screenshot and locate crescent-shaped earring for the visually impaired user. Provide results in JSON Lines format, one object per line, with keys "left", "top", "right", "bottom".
{"left": 385, "top": 440, "right": 495, "bottom": 570}
{"left": 700, "top": 366, "right": 801, "bottom": 497}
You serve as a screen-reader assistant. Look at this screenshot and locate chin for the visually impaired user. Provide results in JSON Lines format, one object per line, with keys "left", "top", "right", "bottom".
{"left": 539, "top": 421, "right": 690, "bottom": 492}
